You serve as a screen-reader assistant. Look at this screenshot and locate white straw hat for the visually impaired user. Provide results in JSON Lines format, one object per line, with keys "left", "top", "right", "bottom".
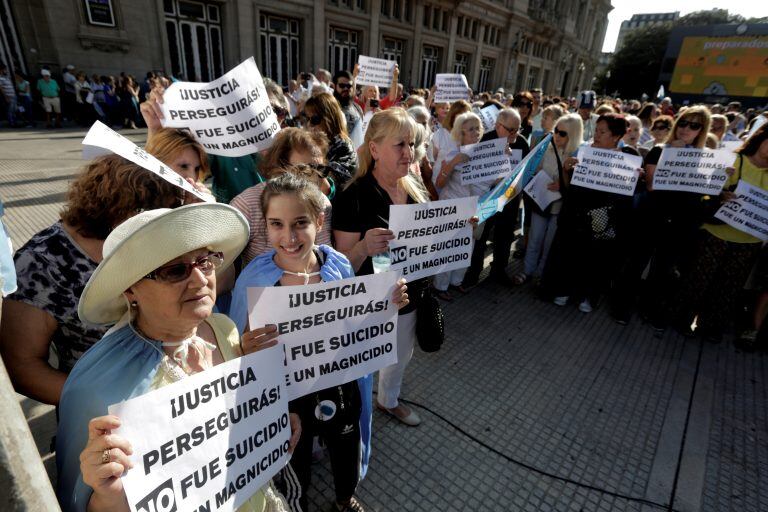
{"left": 78, "top": 203, "right": 249, "bottom": 325}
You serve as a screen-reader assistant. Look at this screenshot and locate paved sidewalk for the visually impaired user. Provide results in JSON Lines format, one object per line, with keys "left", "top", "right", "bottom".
{"left": 1, "top": 128, "right": 765, "bottom": 511}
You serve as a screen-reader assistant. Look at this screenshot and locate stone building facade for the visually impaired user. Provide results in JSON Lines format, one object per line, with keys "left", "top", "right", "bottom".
{"left": 3, "top": 0, "right": 611, "bottom": 96}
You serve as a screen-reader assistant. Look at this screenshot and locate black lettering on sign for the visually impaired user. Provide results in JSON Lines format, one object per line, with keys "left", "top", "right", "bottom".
{"left": 135, "top": 478, "right": 177, "bottom": 512}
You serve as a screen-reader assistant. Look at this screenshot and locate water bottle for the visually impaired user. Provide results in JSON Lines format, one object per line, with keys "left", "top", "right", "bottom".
{"left": 371, "top": 251, "right": 391, "bottom": 274}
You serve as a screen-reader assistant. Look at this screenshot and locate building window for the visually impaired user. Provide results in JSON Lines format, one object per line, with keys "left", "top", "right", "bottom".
{"left": 328, "top": 27, "right": 359, "bottom": 75}
{"left": 259, "top": 14, "right": 300, "bottom": 87}
{"left": 515, "top": 63, "right": 525, "bottom": 93}
{"left": 84, "top": 0, "right": 116, "bottom": 27}
{"left": 542, "top": 69, "right": 551, "bottom": 92}
{"left": 453, "top": 52, "right": 469, "bottom": 75}
{"left": 420, "top": 45, "right": 441, "bottom": 88}
{"left": 382, "top": 37, "right": 405, "bottom": 67}
{"left": 478, "top": 57, "right": 494, "bottom": 92}
{"left": 165, "top": 0, "right": 224, "bottom": 82}
{"left": 527, "top": 66, "right": 540, "bottom": 90}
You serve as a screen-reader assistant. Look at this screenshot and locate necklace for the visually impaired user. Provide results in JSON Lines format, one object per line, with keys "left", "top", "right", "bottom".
{"left": 282, "top": 269, "right": 321, "bottom": 285}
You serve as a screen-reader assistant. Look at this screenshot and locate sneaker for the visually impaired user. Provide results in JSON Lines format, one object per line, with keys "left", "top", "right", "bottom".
{"left": 376, "top": 402, "right": 421, "bottom": 426}
{"left": 335, "top": 496, "right": 366, "bottom": 512}
{"left": 553, "top": 296, "right": 569, "bottom": 306}
{"left": 578, "top": 300, "right": 593, "bottom": 313}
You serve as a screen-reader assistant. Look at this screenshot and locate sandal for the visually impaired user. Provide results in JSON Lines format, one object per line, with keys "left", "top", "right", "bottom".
{"left": 513, "top": 273, "right": 528, "bottom": 285}
{"left": 434, "top": 290, "right": 453, "bottom": 302}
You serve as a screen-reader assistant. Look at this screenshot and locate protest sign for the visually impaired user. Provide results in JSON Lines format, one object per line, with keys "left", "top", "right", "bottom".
{"left": 82, "top": 121, "right": 210, "bottom": 202}
{"left": 570, "top": 146, "right": 642, "bottom": 196}
{"left": 721, "top": 140, "right": 742, "bottom": 152}
{"left": 458, "top": 137, "right": 513, "bottom": 185}
{"left": 476, "top": 135, "right": 552, "bottom": 223}
{"left": 356, "top": 56, "right": 396, "bottom": 88}
{"left": 161, "top": 57, "right": 280, "bottom": 157}
{"left": 524, "top": 171, "right": 561, "bottom": 211}
{"left": 388, "top": 197, "right": 477, "bottom": 280}
{"left": 747, "top": 115, "right": 766, "bottom": 138}
{"left": 652, "top": 147, "right": 734, "bottom": 195}
{"left": 478, "top": 105, "right": 500, "bottom": 132}
{"left": 248, "top": 273, "right": 398, "bottom": 400}
{"left": 109, "top": 346, "right": 290, "bottom": 512}
{"left": 434, "top": 74, "right": 470, "bottom": 102}
{"left": 714, "top": 180, "right": 768, "bottom": 241}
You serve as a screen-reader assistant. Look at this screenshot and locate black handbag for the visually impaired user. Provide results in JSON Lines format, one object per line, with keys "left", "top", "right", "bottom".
{"left": 414, "top": 283, "right": 444, "bottom": 353}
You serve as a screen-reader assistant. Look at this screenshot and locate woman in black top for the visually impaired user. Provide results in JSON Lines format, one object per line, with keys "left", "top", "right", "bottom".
{"left": 333, "top": 108, "right": 429, "bottom": 426}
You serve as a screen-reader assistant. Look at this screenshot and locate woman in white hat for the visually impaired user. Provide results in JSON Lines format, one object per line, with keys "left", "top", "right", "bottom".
{"left": 55, "top": 203, "right": 299, "bottom": 512}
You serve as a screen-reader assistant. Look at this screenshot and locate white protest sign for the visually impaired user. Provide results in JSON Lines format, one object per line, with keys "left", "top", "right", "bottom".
{"left": 721, "top": 140, "right": 742, "bottom": 152}
{"left": 161, "top": 57, "right": 280, "bottom": 157}
{"left": 248, "top": 273, "right": 398, "bottom": 400}
{"left": 458, "top": 137, "right": 513, "bottom": 185}
{"left": 714, "top": 180, "right": 768, "bottom": 241}
{"left": 524, "top": 171, "right": 561, "bottom": 211}
{"left": 478, "top": 105, "right": 500, "bottom": 132}
{"left": 571, "top": 146, "right": 642, "bottom": 196}
{"left": 108, "top": 346, "right": 290, "bottom": 512}
{"left": 360, "top": 111, "right": 374, "bottom": 140}
{"left": 434, "top": 74, "right": 470, "bottom": 103}
{"left": 652, "top": 147, "right": 734, "bottom": 195}
{"left": 388, "top": 196, "right": 477, "bottom": 280}
{"left": 356, "top": 56, "right": 396, "bottom": 88}
{"left": 747, "top": 115, "right": 767, "bottom": 138}
{"left": 81, "top": 121, "right": 210, "bottom": 202}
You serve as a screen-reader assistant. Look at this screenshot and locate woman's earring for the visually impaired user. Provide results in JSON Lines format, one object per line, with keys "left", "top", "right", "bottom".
{"left": 130, "top": 301, "right": 138, "bottom": 308}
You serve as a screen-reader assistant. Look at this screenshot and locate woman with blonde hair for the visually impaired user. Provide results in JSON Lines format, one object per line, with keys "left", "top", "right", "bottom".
{"left": 518, "top": 114, "right": 583, "bottom": 284}
{"left": 431, "top": 111, "right": 484, "bottom": 299}
{"left": 144, "top": 128, "right": 209, "bottom": 183}
{"left": 303, "top": 92, "right": 358, "bottom": 187}
{"left": 430, "top": 100, "right": 471, "bottom": 172}
{"left": 333, "top": 108, "right": 428, "bottom": 426}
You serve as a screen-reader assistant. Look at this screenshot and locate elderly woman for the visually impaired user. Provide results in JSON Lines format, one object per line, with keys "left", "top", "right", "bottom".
{"left": 544, "top": 113, "right": 639, "bottom": 313}
{"left": 517, "top": 113, "right": 583, "bottom": 285}
{"left": 0, "top": 155, "right": 183, "bottom": 405}
{"left": 56, "top": 203, "right": 298, "bottom": 512}
{"left": 333, "top": 108, "right": 430, "bottom": 426}
{"left": 432, "top": 111, "right": 485, "bottom": 300}
{"left": 303, "top": 92, "right": 358, "bottom": 188}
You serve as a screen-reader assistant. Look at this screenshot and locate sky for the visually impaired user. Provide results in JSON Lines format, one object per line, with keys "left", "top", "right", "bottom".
{"left": 602, "top": 0, "right": 768, "bottom": 52}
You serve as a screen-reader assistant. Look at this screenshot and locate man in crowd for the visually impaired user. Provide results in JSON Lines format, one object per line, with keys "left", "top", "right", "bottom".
{"left": 333, "top": 70, "right": 363, "bottom": 135}
{"left": 0, "top": 64, "right": 17, "bottom": 127}
{"left": 578, "top": 90, "right": 597, "bottom": 142}
{"left": 36, "top": 69, "right": 62, "bottom": 128}
{"left": 464, "top": 108, "right": 530, "bottom": 287}
{"left": 61, "top": 64, "right": 77, "bottom": 121}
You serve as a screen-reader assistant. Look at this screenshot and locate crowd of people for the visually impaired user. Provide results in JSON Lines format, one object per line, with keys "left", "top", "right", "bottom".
{"left": 1, "top": 60, "right": 767, "bottom": 512}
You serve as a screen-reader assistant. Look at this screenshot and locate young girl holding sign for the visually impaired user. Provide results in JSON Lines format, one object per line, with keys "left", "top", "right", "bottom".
{"left": 229, "top": 172, "right": 409, "bottom": 512}
{"left": 433, "top": 111, "right": 485, "bottom": 300}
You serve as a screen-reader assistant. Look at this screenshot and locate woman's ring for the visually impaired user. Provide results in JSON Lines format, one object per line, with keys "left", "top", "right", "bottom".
{"left": 102, "top": 449, "right": 110, "bottom": 464}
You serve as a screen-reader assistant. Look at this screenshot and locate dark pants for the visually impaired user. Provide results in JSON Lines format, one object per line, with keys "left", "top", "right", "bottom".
{"left": 465, "top": 195, "right": 521, "bottom": 282}
{"left": 290, "top": 381, "right": 361, "bottom": 511}
{"left": 671, "top": 230, "right": 761, "bottom": 335}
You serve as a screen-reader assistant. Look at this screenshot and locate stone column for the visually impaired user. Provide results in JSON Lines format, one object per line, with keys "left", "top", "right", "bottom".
{"left": 470, "top": 24, "right": 485, "bottom": 90}
{"left": 369, "top": 0, "right": 381, "bottom": 56}
{"left": 446, "top": 13, "right": 458, "bottom": 72}
{"left": 410, "top": 0, "right": 424, "bottom": 86}
{"left": 313, "top": 0, "right": 326, "bottom": 71}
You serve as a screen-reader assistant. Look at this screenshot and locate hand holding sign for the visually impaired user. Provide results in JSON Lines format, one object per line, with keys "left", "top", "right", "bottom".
{"left": 240, "top": 324, "right": 279, "bottom": 354}
{"left": 80, "top": 415, "right": 134, "bottom": 510}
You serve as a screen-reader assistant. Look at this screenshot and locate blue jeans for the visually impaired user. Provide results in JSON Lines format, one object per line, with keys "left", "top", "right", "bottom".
{"left": 523, "top": 211, "right": 558, "bottom": 277}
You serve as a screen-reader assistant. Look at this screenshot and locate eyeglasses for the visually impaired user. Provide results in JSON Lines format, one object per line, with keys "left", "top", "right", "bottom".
{"left": 336, "top": 83, "right": 352, "bottom": 90}
{"left": 144, "top": 252, "right": 223, "bottom": 283}
{"left": 300, "top": 112, "right": 323, "bottom": 126}
{"left": 677, "top": 120, "right": 703, "bottom": 130}
{"left": 554, "top": 129, "right": 568, "bottom": 137}
{"left": 499, "top": 123, "right": 519, "bottom": 133}
{"left": 651, "top": 124, "right": 670, "bottom": 131}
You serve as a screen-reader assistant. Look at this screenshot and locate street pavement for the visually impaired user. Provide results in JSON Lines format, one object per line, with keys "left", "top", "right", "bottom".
{"left": 0, "top": 127, "right": 766, "bottom": 511}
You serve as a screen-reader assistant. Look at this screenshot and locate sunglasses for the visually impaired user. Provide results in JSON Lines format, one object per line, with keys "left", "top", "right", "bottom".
{"left": 651, "top": 124, "right": 670, "bottom": 131}
{"left": 300, "top": 112, "right": 323, "bottom": 126}
{"left": 554, "top": 129, "right": 568, "bottom": 137}
{"left": 514, "top": 102, "right": 532, "bottom": 108}
{"left": 144, "top": 252, "right": 223, "bottom": 283}
{"left": 336, "top": 83, "right": 352, "bottom": 90}
{"left": 500, "top": 124, "right": 519, "bottom": 133}
{"left": 677, "top": 120, "right": 703, "bottom": 130}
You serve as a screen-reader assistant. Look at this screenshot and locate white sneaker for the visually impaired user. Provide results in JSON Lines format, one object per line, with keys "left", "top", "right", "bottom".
{"left": 554, "top": 296, "right": 568, "bottom": 306}
{"left": 578, "top": 300, "right": 593, "bottom": 313}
